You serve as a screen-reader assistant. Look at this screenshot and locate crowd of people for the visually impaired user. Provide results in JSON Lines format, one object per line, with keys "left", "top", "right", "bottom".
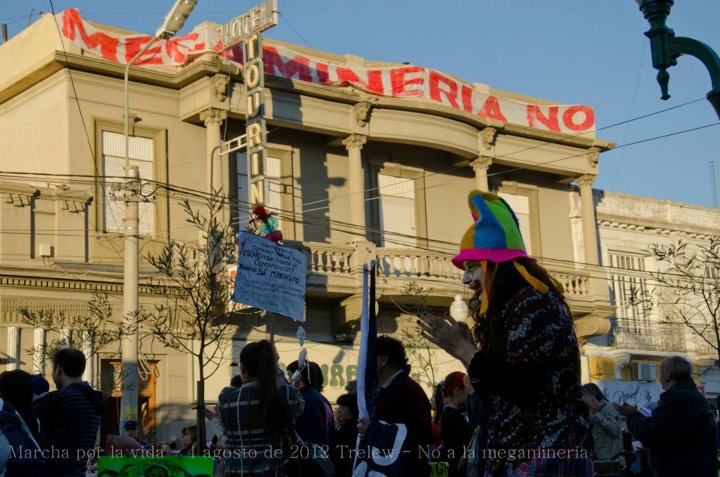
{"left": 0, "top": 348, "right": 103, "bottom": 476}
{"left": 0, "top": 190, "right": 719, "bottom": 477}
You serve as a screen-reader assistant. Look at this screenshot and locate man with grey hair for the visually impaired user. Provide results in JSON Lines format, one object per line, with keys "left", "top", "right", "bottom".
{"left": 617, "top": 356, "right": 717, "bottom": 476}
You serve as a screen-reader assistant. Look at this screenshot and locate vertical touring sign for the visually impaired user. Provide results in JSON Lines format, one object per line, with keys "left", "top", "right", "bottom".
{"left": 218, "top": 0, "right": 278, "bottom": 207}
{"left": 244, "top": 33, "right": 267, "bottom": 205}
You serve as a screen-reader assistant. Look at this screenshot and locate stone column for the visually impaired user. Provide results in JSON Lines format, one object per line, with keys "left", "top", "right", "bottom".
{"left": 200, "top": 108, "right": 228, "bottom": 195}
{"left": 342, "top": 134, "right": 368, "bottom": 240}
{"left": 470, "top": 127, "right": 497, "bottom": 191}
{"left": 568, "top": 192, "right": 585, "bottom": 265}
{"left": 577, "top": 174, "right": 599, "bottom": 265}
{"left": 83, "top": 331, "right": 95, "bottom": 385}
{"left": 470, "top": 156, "right": 492, "bottom": 191}
{"left": 6, "top": 327, "right": 20, "bottom": 371}
{"left": 33, "top": 328, "right": 46, "bottom": 375}
{"left": 580, "top": 355, "right": 590, "bottom": 384}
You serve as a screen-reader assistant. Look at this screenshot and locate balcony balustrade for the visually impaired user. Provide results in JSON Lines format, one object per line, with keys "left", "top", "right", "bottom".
{"left": 287, "top": 241, "right": 595, "bottom": 304}
{"left": 612, "top": 321, "right": 687, "bottom": 353}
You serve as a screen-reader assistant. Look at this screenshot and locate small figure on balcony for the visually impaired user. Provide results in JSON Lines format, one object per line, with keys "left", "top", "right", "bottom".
{"left": 248, "top": 204, "right": 283, "bottom": 243}
{"left": 417, "top": 190, "right": 593, "bottom": 477}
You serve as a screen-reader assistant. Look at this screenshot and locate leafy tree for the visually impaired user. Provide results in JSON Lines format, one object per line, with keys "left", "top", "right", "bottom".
{"left": 145, "top": 193, "right": 236, "bottom": 453}
{"left": 19, "top": 292, "right": 122, "bottom": 386}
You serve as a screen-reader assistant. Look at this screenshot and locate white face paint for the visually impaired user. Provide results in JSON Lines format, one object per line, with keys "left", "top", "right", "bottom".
{"left": 462, "top": 261, "right": 484, "bottom": 296}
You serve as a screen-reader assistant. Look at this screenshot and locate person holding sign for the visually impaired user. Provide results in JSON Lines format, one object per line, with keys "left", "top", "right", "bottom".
{"left": 417, "top": 190, "right": 593, "bottom": 477}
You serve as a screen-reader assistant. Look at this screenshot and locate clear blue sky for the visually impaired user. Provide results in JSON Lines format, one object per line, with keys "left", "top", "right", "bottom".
{"left": 3, "top": 0, "right": 720, "bottom": 207}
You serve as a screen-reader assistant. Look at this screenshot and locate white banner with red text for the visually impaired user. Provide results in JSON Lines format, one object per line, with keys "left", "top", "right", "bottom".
{"left": 59, "top": 8, "right": 595, "bottom": 134}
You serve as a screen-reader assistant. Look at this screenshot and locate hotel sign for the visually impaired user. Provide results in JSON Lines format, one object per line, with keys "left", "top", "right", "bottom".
{"left": 218, "top": 0, "right": 278, "bottom": 207}
{"left": 219, "top": 0, "right": 278, "bottom": 48}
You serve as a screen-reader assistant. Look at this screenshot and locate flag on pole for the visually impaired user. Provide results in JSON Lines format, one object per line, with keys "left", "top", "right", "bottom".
{"left": 355, "top": 261, "right": 415, "bottom": 477}
{"left": 356, "top": 261, "right": 377, "bottom": 422}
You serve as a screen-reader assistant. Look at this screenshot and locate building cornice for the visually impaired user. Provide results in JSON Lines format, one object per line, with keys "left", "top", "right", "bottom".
{"left": 598, "top": 215, "right": 720, "bottom": 240}
{"left": 0, "top": 263, "right": 174, "bottom": 296}
{"left": 0, "top": 273, "right": 161, "bottom": 295}
{"left": 0, "top": 51, "right": 231, "bottom": 106}
{"left": 503, "top": 123, "right": 614, "bottom": 151}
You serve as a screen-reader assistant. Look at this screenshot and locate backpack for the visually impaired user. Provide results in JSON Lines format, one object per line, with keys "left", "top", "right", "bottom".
{"left": 0, "top": 399, "right": 48, "bottom": 477}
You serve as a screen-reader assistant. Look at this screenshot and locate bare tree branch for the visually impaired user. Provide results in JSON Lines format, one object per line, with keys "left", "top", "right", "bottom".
{"left": 643, "top": 239, "right": 720, "bottom": 361}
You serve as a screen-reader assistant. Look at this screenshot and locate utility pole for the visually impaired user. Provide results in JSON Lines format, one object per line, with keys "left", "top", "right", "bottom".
{"left": 118, "top": 0, "right": 198, "bottom": 435}
{"left": 118, "top": 165, "right": 141, "bottom": 432}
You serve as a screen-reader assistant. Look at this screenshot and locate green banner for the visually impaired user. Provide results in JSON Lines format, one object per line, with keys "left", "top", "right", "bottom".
{"left": 97, "top": 456, "right": 214, "bottom": 477}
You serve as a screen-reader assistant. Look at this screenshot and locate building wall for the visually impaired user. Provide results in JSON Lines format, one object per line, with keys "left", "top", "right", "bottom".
{"left": 0, "top": 13, "right": 619, "bottom": 442}
{"left": 0, "top": 72, "right": 69, "bottom": 179}
{"left": 589, "top": 190, "right": 720, "bottom": 401}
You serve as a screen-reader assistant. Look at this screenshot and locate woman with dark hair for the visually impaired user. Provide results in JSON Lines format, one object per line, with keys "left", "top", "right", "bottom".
{"left": 0, "top": 369, "right": 42, "bottom": 444}
{"left": 330, "top": 393, "right": 359, "bottom": 477}
{"left": 180, "top": 426, "right": 198, "bottom": 456}
{"left": 442, "top": 372, "right": 472, "bottom": 477}
{"left": 307, "top": 361, "right": 334, "bottom": 432}
{"left": 418, "top": 191, "right": 593, "bottom": 477}
{"left": 218, "top": 340, "right": 303, "bottom": 476}
{"left": 431, "top": 381, "right": 446, "bottom": 454}
{"left": 286, "top": 359, "right": 330, "bottom": 476}
{"left": 286, "top": 360, "right": 332, "bottom": 444}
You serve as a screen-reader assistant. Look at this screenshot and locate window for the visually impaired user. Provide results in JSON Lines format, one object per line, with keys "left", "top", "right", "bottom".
{"left": 236, "top": 150, "right": 288, "bottom": 233}
{"left": 377, "top": 173, "right": 416, "bottom": 248}
{"left": 101, "top": 131, "right": 154, "bottom": 235}
{"left": 498, "top": 192, "right": 532, "bottom": 253}
{"left": 610, "top": 252, "right": 649, "bottom": 333}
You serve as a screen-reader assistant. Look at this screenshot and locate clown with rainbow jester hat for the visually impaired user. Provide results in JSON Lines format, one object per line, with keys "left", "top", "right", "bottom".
{"left": 417, "top": 190, "right": 594, "bottom": 477}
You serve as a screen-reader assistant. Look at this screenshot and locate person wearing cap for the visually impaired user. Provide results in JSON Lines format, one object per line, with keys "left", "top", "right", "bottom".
{"left": 418, "top": 190, "right": 593, "bottom": 477}
{"left": 441, "top": 371, "right": 472, "bottom": 477}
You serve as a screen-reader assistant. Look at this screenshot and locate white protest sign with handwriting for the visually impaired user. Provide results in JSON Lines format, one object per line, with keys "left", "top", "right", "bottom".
{"left": 596, "top": 380, "right": 663, "bottom": 406}
{"left": 232, "top": 231, "right": 307, "bottom": 322}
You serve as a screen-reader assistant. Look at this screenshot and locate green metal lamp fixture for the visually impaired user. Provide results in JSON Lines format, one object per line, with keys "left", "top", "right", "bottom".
{"left": 635, "top": 0, "right": 720, "bottom": 119}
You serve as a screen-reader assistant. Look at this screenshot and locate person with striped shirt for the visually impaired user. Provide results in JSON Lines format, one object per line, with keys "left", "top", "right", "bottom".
{"left": 31, "top": 348, "right": 104, "bottom": 477}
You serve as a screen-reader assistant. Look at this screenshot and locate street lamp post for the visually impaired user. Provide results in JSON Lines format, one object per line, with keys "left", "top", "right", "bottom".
{"left": 120, "top": 0, "right": 198, "bottom": 434}
{"left": 635, "top": 0, "right": 720, "bottom": 119}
